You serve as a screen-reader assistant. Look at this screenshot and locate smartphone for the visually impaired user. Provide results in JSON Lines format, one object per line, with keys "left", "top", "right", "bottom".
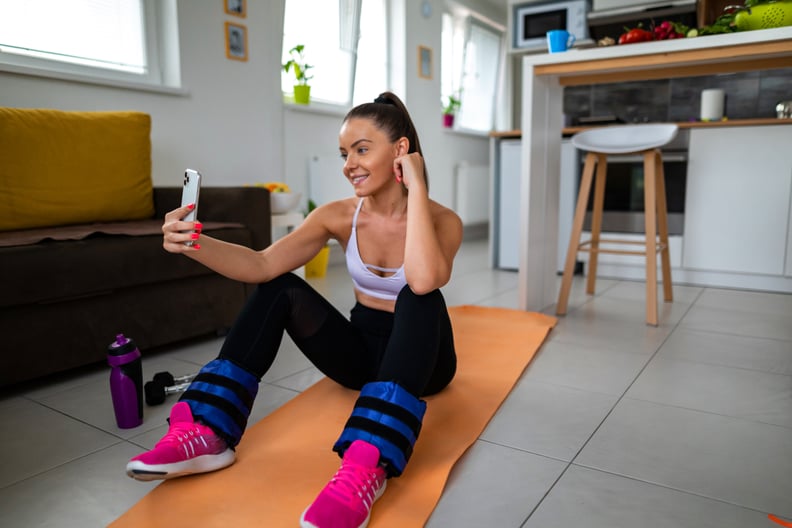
{"left": 181, "top": 169, "right": 201, "bottom": 245}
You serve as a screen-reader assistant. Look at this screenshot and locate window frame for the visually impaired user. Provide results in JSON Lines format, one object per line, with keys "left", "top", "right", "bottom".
{"left": 442, "top": 10, "right": 505, "bottom": 135}
{"left": 281, "top": 0, "right": 388, "bottom": 110}
{"left": 0, "top": 0, "right": 183, "bottom": 94}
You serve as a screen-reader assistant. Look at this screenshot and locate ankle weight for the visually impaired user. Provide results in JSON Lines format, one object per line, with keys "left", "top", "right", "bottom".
{"left": 333, "top": 381, "right": 426, "bottom": 477}
{"left": 180, "top": 359, "right": 258, "bottom": 447}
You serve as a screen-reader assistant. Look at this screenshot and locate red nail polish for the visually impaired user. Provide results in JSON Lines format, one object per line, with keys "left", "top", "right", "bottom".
{"left": 191, "top": 233, "right": 200, "bottom": 240}
{"left": 188, "top": 203, "right": 195, "bottom": 210}
{"left": 194, "top": 222, "right": 203, "bottom": 230}
{"left": 193, "top": 244, "right": 201, "bottom": 250}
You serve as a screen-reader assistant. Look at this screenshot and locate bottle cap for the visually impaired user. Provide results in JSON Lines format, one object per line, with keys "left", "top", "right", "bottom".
{"left": 108, "top": 333, "right": 137, "bottom": 356}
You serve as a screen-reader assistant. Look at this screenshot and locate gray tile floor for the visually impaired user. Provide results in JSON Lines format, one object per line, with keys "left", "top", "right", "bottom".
{"left": 2, "top": 239, "right": 791, "bottom": 527}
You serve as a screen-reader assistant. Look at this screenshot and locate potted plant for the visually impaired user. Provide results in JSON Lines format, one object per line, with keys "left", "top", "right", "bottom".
{"left": 442, "top": 93, "right": 461, "bottom": 128}
{"left": 282, "top": 44, "right": 313, "bottom": 104}
{"left": 303, "top": 199, "right": 330, "bottom": 277}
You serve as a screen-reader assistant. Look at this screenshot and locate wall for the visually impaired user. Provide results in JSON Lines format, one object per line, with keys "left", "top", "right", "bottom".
{"left": 0, "top": 0, "right": 502, "bottom": 213}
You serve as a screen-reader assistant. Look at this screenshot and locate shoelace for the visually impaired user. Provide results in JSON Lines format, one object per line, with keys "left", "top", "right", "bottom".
{"left": 328, "top": 461, "right": 384, "bottom": 509}
{"left": 158, "top": 423, "right": 201, "bottom": 446}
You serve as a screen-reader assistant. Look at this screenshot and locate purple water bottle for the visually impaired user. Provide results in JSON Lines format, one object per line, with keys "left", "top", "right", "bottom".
{"left": 107, "top": 334, "right": 143, "bottom": 429}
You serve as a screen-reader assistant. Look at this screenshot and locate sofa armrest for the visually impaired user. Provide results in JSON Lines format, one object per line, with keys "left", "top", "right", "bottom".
{"left": 153, "top": 187, "right": 271, "bottom": 250}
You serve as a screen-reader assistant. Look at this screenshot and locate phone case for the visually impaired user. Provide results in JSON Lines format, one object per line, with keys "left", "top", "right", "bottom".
{"left": 181, "top": 169, "right": 201, "bottom": 245}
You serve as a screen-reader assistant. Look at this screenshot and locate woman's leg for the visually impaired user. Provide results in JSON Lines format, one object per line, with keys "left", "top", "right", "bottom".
{"left": 378, "top": 287, "right": 456, "bottom": 396}
{"left": 302, "top": 288, "right": 456, "bottom": 527}
{"left": 183, "top": 273, "right": 379, "bottom": 448}
{"left": 128, "top": 274, "right": 378, "bottom": 481}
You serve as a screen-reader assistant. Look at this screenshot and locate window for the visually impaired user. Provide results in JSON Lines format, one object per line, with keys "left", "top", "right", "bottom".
{"left": 441, "top": 11, "right": 504, "bottom": 133}
{"left": 0, "top": 0, "right": 178, "bottom": 89}
{"left": 281, "top": 0, "right": 387, "bottom": 107}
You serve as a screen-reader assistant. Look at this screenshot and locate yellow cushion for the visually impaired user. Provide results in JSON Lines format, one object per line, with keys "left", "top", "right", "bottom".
{"left": 0, "top": 107, "right": 154, "bottom": 231}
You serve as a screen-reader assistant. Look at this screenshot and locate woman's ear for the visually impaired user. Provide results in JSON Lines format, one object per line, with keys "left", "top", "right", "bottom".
{"left": 396, "top": 137, "right": 409, "bottom": 156}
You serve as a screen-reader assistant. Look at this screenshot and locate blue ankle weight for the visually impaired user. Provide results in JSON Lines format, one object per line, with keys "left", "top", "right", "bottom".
{"left": 180, "top": 359, "right": 259, "bottom": 447}
{"left": 333, "top": 381, "right": 426, "bottom": 477}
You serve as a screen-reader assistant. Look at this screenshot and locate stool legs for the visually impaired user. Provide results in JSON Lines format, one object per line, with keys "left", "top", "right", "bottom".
{"left": 587, "top": 153, "right": 608, "bottom": 295}
{"left": 556, "top": 151, "right": 598, "bottom": 315}
{"left": 557, "top": 148, "right": 674, "bottom": 326}
{"left": 655, "top": 151, "right": 673, "bottom": 303}
{"left": 643, "top": 150, "right": 659, "bottom": 326}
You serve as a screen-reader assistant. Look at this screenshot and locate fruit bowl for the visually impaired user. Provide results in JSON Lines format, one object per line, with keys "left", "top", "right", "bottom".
{"left": 270, "top": 192, "right": 302, "bottom": 214}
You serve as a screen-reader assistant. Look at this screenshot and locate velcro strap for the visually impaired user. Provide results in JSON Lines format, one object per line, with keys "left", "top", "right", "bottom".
{"left": 343, "top": 415, "right": 414, "bottom": 460}
{"left": 355, "top": 396, "right": 422, "bottom": 438}
{"left": 193, "top": 372, "right": 255, "bottom": 411}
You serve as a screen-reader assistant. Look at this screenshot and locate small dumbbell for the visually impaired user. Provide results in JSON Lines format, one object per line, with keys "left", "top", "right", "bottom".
{"left": 151, "top": 371, "right": 195, "bottom": 387}
{"left": 144, "top": 379, "right": 192, "bottom": 406}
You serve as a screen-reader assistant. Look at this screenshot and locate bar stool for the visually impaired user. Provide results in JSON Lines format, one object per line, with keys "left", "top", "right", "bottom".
{"left": 556, "top": 124, "right": 678, "bottom": 326}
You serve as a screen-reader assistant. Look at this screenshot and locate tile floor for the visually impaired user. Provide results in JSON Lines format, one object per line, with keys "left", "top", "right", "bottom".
{"left": 1, "top": 238, "right": 791, "bottom": 527}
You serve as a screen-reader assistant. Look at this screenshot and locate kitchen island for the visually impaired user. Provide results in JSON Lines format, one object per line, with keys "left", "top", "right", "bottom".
{"left": 516, "top": 26, "right": 792, "bottom": 312}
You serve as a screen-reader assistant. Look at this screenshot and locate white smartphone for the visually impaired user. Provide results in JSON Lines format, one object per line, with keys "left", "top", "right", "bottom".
{"left": 181, "top": 169, "right": 201, "bottom": 245}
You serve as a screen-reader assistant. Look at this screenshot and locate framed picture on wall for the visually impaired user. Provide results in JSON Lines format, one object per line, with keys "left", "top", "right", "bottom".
{"left": 224, "top": 0, "right": 246, "bottom": 18}
{"left": 418, "top": 46, "right": 432, "bottom": 80}
{"left": 225, "top": 22, "right": 248, "bottom": 62}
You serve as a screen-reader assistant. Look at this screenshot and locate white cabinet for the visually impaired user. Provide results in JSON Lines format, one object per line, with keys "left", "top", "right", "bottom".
{"left": 497, "top": 139, "right": 521, "bottom": 269}
{"left": 683, "top": 125, "right": 792, "bottom": 276}
{"left": 495, "top": 138, "right": 576, "bottom": 271}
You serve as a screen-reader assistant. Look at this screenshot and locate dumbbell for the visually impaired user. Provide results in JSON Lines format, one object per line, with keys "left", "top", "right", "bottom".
{"left": 151, "top": 371, "right": 195, "bottom": 387}
{"left": 144, "top": 371, "right": 196, "bottom": 406}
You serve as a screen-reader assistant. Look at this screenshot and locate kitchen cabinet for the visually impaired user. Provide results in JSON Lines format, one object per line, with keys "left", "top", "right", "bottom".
{"left": 683, "top": 125, "right": 792, "bottom": 276}
{"left": 494, "top": 137, "right": 576, "bottom": 271}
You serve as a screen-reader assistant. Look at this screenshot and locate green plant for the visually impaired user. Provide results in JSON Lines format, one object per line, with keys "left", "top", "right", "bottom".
{"left": 442, "top": 93, "right": 461, "bottom": 116}
{"left": 282, "top": 44, "right": 313, "bottom": 86}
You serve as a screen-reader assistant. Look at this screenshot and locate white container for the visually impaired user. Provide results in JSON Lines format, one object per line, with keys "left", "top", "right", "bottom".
{"left": 700, "top": 89, "right": 725, "bottom": 121}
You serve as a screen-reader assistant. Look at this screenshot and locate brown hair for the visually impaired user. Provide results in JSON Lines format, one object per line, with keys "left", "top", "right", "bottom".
{"left": 343, "top": 91, "right": 428, "bottom": 188}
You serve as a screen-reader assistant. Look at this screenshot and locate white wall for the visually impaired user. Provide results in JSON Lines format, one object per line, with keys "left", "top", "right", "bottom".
{"left": 0, "top": 0, "right": 503, "bottom": 212}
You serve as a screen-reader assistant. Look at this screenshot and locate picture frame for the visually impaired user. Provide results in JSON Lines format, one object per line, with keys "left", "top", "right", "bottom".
{"left": 225, "top": 22, "right": 248, "bottom": 62}
{"left": 224, "top": 0, "right": 246, "bottom": 18}
{"left": 418, "top": 45, "right": 432, "bottom": 80}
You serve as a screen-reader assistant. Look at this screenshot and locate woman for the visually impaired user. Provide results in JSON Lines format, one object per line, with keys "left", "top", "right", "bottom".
{"left": 126, "top": 91, "right": 463, "bottom": 528}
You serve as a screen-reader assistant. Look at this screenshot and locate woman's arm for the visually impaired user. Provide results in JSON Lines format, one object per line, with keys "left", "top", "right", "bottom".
{"left": 163, "top": 202, "right": 336, "bottom": 284}
{"left": 396, "top": 154, "right": 463, "bottom": 294}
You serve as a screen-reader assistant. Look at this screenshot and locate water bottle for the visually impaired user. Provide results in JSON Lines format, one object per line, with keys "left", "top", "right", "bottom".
{"left": 107, "top": 334, "right": 143, "bottom": 429}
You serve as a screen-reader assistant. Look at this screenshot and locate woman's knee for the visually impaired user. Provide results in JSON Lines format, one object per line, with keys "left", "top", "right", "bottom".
{"left": 394, "top": 286, "right": 445, "bottom": 311}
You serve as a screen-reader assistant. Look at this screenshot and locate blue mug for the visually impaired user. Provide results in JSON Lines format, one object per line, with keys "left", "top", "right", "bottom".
{"left": 547, "top": 30, "right": 575, "bottom": 53}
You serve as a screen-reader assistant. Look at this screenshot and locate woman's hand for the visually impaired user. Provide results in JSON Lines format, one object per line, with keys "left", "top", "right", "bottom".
{"left": 393, "top": 152, "right": 427, "bottom": 192}
{"left": 162, "top": 204, "right": 203, "bottom": 253}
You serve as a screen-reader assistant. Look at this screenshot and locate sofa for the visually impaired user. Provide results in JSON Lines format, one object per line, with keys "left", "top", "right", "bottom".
{"left": 0, "top": 107, "right": 271, "bottom": 388}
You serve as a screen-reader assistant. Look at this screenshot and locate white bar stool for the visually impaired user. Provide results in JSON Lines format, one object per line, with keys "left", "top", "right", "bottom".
{"left": 556, "top": 123, "right": 678, "bottom": 326}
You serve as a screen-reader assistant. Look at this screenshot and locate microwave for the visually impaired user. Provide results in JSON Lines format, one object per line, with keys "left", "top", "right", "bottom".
{"left": 513, "top": 0, "right": 589, "bottom": 51}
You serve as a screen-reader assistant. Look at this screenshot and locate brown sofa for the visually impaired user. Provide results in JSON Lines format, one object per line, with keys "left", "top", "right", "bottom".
{"left": 0, "top": 108, "right": 271, "bottom": 387}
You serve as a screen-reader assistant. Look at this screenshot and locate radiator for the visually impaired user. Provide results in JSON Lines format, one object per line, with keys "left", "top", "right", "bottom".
{"left": 454, "top": 161, "right": 490, "bottom": 225}
{"left": 308, "top": 155, "right": 353, "bottom": 206}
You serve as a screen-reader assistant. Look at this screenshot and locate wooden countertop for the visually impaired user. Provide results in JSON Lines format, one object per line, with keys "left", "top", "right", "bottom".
{"left": 523, "top": 26, "right": 792, "bottom": 86}
{"left": 490, "top": 118, "right": 792, "bottom": 139}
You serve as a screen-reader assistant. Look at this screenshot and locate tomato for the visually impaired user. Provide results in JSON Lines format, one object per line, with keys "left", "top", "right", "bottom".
{"left": 618, "top": 28, "right": 654, "bottom": 44}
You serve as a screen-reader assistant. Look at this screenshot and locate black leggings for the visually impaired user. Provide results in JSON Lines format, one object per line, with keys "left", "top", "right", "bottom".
{"left": 217, "top": 273, "right": 457, "bottom": 397}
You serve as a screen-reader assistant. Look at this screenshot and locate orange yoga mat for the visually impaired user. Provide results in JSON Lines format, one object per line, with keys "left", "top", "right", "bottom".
{"left": 111, "top": 305, "right": 556, "bottom": 528}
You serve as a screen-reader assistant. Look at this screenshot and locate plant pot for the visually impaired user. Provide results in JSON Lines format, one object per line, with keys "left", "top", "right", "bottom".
{"left": 442, "top": 113, "right": 455, "bottom": 128}
{"left": 294, "top": 85, "right": 311, "bottom": 105}
{"left": 305, "top": 245, "right": 330, "bottom": 278}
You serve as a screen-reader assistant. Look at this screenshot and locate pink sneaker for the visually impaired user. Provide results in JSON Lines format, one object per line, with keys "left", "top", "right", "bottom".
{"left": 126, "top": 401, "right": 235, "bottom": 481}
{"left": 300, "top": 440, "right": 387, "bottom": 528}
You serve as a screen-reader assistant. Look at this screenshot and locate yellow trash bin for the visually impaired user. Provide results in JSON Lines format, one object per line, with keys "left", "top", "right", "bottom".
{"left": 305, "top": 245, "right": 330, "bottom": 278}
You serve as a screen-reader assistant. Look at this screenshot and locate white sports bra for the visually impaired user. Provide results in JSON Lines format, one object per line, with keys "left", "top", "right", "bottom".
{"left": 345, "top": 199, "right": 407, "bottom": 301}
